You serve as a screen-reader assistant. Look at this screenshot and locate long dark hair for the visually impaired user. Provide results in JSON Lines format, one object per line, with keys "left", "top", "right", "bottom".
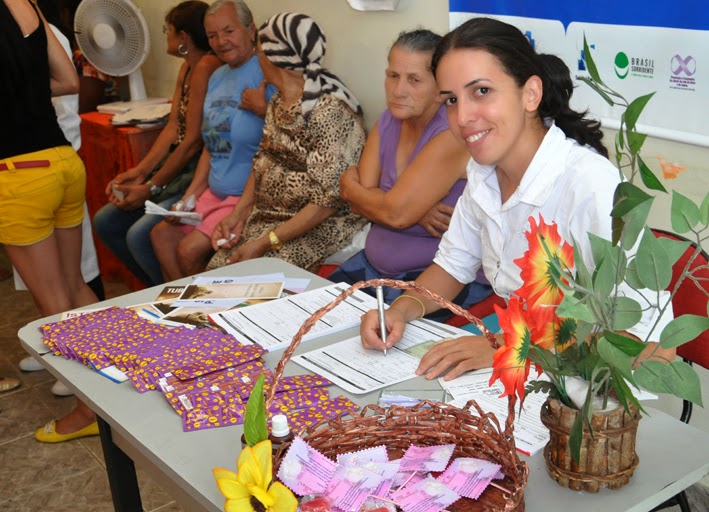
{"left": 432, "top": 17, "right": 607, "bottom": 158}
{"left": 166, "top": 1, "right": 211, "bottom": 53}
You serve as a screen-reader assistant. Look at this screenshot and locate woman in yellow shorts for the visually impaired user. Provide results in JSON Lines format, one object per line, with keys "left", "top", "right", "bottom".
{"left": 0, "top": 0, "right": 100, "bottom": 442}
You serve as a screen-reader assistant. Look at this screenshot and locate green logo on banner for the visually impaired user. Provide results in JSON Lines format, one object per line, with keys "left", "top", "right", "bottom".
{"left": 614, "top": 52, "right": 629, "bottom": 79}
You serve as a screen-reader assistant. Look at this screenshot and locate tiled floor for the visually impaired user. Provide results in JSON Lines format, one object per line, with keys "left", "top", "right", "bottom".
{"left": 0, "top": 247, "right": 185, "bottom": 511}
{"left": 0, "top": 246, "right": 708, "bottom": 511}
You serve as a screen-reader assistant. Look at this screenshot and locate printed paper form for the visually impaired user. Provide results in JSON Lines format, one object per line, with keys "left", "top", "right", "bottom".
{"left": 292, "top": 319, "right": 472, "bottom": 394}
{"left": 210, "top": 283, "right": 379, "bottom": 351}
{"left": 442, "top": 371, "right": 550, "bottom": 456}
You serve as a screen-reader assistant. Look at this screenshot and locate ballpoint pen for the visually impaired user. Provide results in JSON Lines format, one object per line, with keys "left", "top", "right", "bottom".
{"left": 375, "top": 285, "right": 387, "bottom": 356}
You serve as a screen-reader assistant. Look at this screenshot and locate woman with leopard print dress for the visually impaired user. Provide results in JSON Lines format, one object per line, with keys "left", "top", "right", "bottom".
{"left": 207, "top": 12, "right": 367, "bottom": 272}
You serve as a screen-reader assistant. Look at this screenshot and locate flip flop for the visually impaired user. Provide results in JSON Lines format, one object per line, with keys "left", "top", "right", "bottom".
{"left": 0, "top": 377, "right": 20, "bottom": 393}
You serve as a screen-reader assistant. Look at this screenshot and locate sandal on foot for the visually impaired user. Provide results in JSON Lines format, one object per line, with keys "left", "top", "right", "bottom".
{"left": 35, "top": 420, "right": 99, "bottom": 443}
{"left": 0, "top": 377, "right": 20, "bottom": 393}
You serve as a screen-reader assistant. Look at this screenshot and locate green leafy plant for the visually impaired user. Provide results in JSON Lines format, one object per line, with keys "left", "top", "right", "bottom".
{"left": 243, "top": 374, "right": 268, "bottom": 447}
{"left": 491, "top": 38, "right": 707, "bottom": 463}
{"left": 572, "top": 38, "right": 707, "bottom": 409}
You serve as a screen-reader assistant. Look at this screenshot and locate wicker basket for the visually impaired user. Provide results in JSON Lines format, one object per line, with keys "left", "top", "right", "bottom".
{"left": 265, "top": 279, "right": 528, "bottom": 511}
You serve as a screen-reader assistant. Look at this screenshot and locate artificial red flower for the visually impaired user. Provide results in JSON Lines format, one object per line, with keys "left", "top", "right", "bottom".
{"left": 490, "top": 297, "right": 538, "bottom": 402}
{"left": 514, "top": 215, "right": 574, "bottom": 311}
{"left": 530, "top": 304, "right": 557, "bottom": 351}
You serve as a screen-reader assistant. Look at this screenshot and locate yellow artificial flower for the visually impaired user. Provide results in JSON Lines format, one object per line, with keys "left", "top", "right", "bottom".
{"left": 213, "top": 440, "right": 297, "bottom": 512}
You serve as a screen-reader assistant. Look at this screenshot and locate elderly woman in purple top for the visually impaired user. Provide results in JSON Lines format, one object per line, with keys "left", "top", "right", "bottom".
{"left": 333, "top": 29, "right": 491, "bottom": 319}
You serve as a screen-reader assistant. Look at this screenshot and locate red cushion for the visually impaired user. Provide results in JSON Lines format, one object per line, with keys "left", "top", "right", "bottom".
{"left": 653, "top": 230, "right": 709, "bottom": 369}
{"left": 316, "top": 264, "right": 338, "bottom": 279}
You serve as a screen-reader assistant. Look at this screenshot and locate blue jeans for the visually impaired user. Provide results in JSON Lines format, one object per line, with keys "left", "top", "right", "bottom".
{"left": 328, "top": 250, "right": 493, "bottom": 323}
{"left": 92, "top": 196, "right": 180, "bottom": 286}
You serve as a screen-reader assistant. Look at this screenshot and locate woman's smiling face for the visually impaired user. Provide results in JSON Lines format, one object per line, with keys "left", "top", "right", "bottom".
{"left": 437, "top": 47, "right": 541, "bottom": 171}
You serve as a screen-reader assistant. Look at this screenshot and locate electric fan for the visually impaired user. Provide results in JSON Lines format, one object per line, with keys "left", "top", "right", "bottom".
{"left": 74, "top": 0, "right": 165, "bottom": 112}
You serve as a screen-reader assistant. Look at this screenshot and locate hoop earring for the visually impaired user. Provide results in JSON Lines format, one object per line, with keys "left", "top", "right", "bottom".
{"left": 178, "top": 43, "right": 189, "bottom": 56}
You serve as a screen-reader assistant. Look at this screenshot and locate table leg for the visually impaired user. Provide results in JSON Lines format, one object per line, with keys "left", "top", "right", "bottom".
{"left": 97, "top": 416, "right": 143, "bottom": 512}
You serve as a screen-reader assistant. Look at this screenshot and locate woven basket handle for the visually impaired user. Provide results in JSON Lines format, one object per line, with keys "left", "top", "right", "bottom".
{"left": 264, "top": 278, "right": 499, "bottom": 409}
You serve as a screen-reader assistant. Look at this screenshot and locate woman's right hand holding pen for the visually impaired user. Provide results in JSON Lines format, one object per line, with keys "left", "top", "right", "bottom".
{"left": 361, "top": 293, "right": 426, "bottom": 352}
{"left": 360, "top": 307, "right": 406, "bottom": 352}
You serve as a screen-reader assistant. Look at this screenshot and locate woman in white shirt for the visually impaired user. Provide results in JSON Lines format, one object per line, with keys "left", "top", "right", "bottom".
{"left": 360, "top": 17, "right": 674, "bottom": 380}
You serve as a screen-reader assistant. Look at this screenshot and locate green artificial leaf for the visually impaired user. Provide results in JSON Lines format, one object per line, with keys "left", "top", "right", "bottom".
{"left": 660, "top": 314, "right": 709, "bottom": 349}
{"left": 604, "top": 330, "right": 646, "bottom": 356}
{"left": 587, "top": 233, "right": 612, "bottom": 270}
{"left": 654, "top": 235, "right": 691, "bottom": 269}
{"left": 665, "top": 361, "right": 703, "bottom": 406}
{"left": 612, "top": 216, "right": 624, "bottom": 247}
{"left": 637, "top": 155, "right": 666, "bottom": 193}
{"left": 611, "top": 296, "right": 643, "bottom": 331}
{"left": 574, "top": 321, "right": 594, "bottom": 349}
{"left": 577, "top": 346, "right": 602, "bottom": 382}
{"left": 526, "top": 379, "right": 558, "bottom": 397}
{"left": 609, "top": 367, "right": 645, "bottom": 415}
{"left": 569, "top": 410, "right": 584, "bottom": 465}
{"left": 634, "top": 360, "right": 672, "bottom": 393}
{"left": 578, "top": 77, "right": 615, "bottom": 106}
{"left": 624, "top": 92, "right": 655, "bottom": 131}
{"left": 616, "top": 129, "right": 625, "bottom": 153}
{"left": 624, "top": 259, "right": 644, "bottom": 289}
{"left": 611, "top": 182, "right": 653, "bottom": 218}
{"left": 571, "top": 235, "right": 593, "bottom": 288}
{"left": 556, "top": 343, "right": 584, "bottom": 374}
{"left": 556, "top": 317, "right": 578, "bottom": 348}
{"left": 671, "top": 190, "right": 700, "bottom": 234}
{"left": 243, "top": 374, "right": 268, "bottom": 447}
{"left": 626, "top": 130, "right": 648, "bottom": 156}
{"left": 621, "top": 199, "right": 653, "bottom": 251}
{"left": 592, "top": 258, "right": 616, "bottom": 300}
{"left": 634, "top": 360, "right": 703, "bottom": 406}
{"left": 556, "top": 294, "right": 597, "bottom": 323}
{"left": 611, "top": 182, "right": 654, "bottom": 250}
{"left": 635, "top": 229, "right": 672, "bottom": 291}
{"left": 700, "top": 191, "right": 709, "bottom": 227}
{"left": 583, "top": 36, "right": 605, "bottom": 87}
{"left": 597, "top": 336, "right": 635, "bottom": 383}
{"left": 608, "top": 244, "right": 628, "bottom": 285}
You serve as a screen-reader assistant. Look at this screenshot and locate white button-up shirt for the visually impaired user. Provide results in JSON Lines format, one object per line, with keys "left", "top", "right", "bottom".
{"left": 434, "top": 124, "right": 670, "bottom": 340}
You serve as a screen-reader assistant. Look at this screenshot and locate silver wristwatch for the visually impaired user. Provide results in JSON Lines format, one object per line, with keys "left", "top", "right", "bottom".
{"left": 146, "top": 180, "right": 164, "bottom": 196}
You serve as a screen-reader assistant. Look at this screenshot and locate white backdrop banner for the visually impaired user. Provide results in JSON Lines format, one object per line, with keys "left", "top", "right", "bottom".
{"left": 449, "top": 1, "right": 709, "bottom": 147}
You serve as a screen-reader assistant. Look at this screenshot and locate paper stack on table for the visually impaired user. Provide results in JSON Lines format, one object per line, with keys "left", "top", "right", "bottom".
{"left": 111, "top": 102, "right": 172, "bottom": 126}
{"left": 441, "top": 370, "right": 551, "bottom": 457}
{"left": 210, "top": 282, "right": 381, "bottom": 351}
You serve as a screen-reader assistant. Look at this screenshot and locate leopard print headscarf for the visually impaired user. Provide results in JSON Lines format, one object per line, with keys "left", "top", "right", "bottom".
{"left": 259, "top": 12, "right": 363, "bottom": 119}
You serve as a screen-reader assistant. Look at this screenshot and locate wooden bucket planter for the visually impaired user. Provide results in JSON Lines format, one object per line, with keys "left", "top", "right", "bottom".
{"left": 540, "top": 398, "right": 640, "bottom": 492}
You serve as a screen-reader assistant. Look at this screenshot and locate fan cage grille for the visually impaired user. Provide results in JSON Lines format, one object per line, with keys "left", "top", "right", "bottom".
{"left": 74, "top": 0, "right": 149, "bottom": 76}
